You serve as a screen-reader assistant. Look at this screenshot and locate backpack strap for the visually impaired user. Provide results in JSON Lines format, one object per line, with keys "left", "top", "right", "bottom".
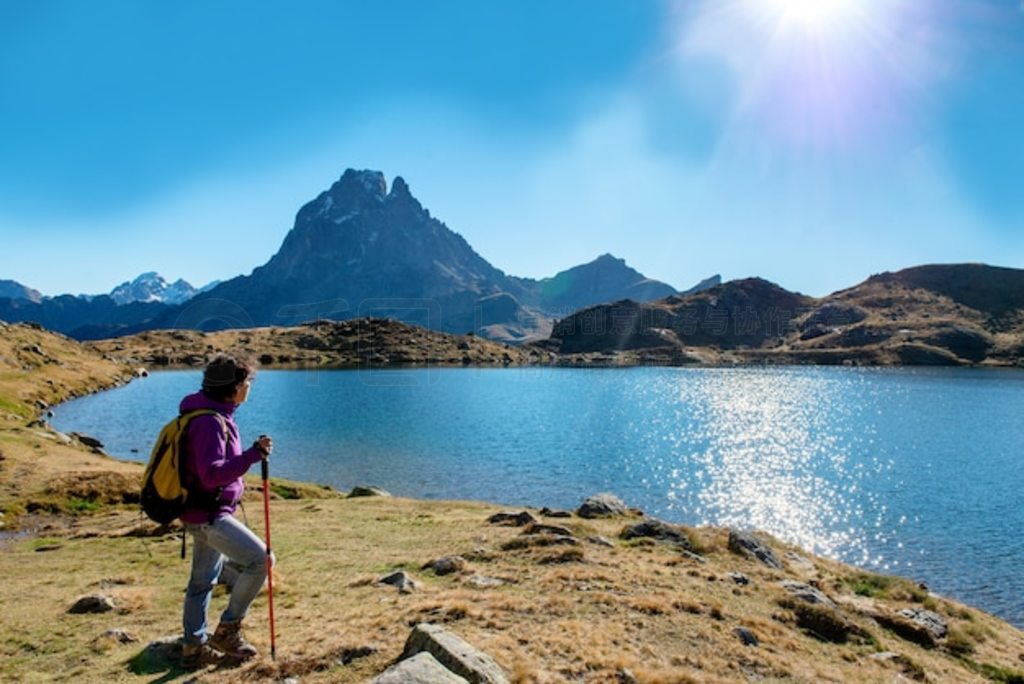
{"left": 179, "top": 410, "right": 231, "bottom": 523}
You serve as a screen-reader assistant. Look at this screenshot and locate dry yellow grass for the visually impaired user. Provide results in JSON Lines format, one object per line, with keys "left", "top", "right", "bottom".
{"left": 3, "top": 321, "right": 1024, "bottom": 682}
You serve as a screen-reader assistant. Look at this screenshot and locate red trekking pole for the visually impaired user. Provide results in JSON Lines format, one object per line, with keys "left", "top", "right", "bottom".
{"left": 261, "top": 457, "right": 277, "bottom": 661}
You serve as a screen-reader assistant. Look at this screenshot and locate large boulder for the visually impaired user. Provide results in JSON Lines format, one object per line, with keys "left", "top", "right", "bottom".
{"left": 898, "top": 608, "right": 948, "bottom": 641}
{"left": 401, "top": 623, "right": 509, "bottom": 684}
{"left": 372, "top": 652, "right": 469, "bottom": 684}
{"left": 577, "top": 493, "right": 629, "bottom": 519}
{"left": 780, "top": 580, "right": 835, "bottom": 607}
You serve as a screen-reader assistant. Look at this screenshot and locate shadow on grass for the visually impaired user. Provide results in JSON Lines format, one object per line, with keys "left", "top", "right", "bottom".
{"left": 128, "top": 637, "right": 243, "bottom": 683}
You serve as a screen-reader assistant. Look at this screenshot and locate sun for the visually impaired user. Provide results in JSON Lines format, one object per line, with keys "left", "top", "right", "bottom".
{"left": 757, "top": 0, "right": 860, "bottom": 34}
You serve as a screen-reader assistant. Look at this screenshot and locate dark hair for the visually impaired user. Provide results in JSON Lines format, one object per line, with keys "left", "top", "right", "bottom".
{"left": 201, "top": 353, "right": 256, "bottom": 401}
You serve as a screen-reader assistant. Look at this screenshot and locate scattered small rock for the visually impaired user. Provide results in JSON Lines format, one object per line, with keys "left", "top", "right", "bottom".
{"left": 339, "top": 645, "right": 378, "bottom": 665}
{"left": 372, "top": 652, "right": 468, "bottom": 684}
{"left": 522, "top": 523, "right": 574, "bottom": 537}
{"left": 94, "top": 629, "right": 137, "bottom": 645}
{"left": 780, "top": 580, "right": 835, "bottom": 607}
{"left": 617, "top": 667, "right": 638, "bottom": 683}
{"left": 728, "top": 529, "right": 782, "bottom": 569}
{"left": 349, "top": 485, "right": 391, "bottom": 498}
{"left": 425, "top": 556, "right": 468, "bottom": 576}
{"left": 379, "top": 571, "right": 418, "bottom": 594}
{"left": 734, "top": 627, "right": 759, "bottom": 647}
{"left": 728, "top": 572, "right": 750, "bottom": 586}
{"left": 898, "top": 608, "right": 948, "bottom": 641}
{"left": 539, "top": 507, "right": 572, "bottom": 518}
{"left": 401, "top": 623, "right": 510, "bottom": 684}
{"left": 465, "top": 575, "right": 504, "bottom": 589}
{"left": 586, "top": 535, "right": 615, "bottom": 548}
{"left": 69, "top": 594, "right": 116, "bottom": 614}
{"left": 620, "top": 519, "right": 694, "bottom": 551}
{"left": 69, "top": 432, "right": 104, "bottom": 449}
{"left": 577, "top": 493, "right": 629, "bottom": 519}
{"left": 486, "top": 511, "right": 538, "bottom": 527}
{"left": 681, "top": 550, "right": 707, "bottom": 564}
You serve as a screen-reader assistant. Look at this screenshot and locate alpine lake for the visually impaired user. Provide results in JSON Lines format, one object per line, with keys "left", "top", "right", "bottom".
{"left": 51, "top": 365, "right": 1024, "bottom": 628}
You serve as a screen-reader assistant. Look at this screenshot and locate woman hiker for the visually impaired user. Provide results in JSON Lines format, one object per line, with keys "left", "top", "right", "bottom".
{"left": 179, "top": 354, "right": 274, "bottom": 669}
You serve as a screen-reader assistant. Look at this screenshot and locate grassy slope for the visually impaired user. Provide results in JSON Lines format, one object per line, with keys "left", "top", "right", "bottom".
{"left": 2, "top": 322, "right": 1024, "bottom": 683}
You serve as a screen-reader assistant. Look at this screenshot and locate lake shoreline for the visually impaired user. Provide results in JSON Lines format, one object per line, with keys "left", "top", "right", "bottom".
{"left": 3, "top": 322, "right": 1024, "bottom": 682}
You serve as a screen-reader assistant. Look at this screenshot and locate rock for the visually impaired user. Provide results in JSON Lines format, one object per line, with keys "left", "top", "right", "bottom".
{"left": 873, "top": 611, "right": 942, "bottom": 648}
{"left": 898, "top": 608, "right": 948, "bottom": 641}
{"left": 728, "top": 572, "right": 750, "bottom": 586}
{"left": 728, "top": 529, "right": 782, "bottom": 569}
{"left": 539, "top": 507, "right": 572, "bottom": 518}
{"left": 339, "top": 645, "right": 378, "bottom": 665}
{"left": 870, "top": 652, "right": 927, "bottom": 682}
{"left": 349, "top": 485, "right": 391, "bottom": 498}
{"left": 69, "top": 594, "right": 115, "bottom": 614}
{"left": 522, "top": 523, "right": 574, "bottom": 538}
{"left": 617, "top": 668, "right": 638, "bottom": 683}
{"left": 134, "top": 367, "right": 149, "bottom": 378}
{"left": 93, "top": 629, "right": 137, "bottom": 645}
{"left": 586, "top": 535, "right": 615, "bottom": 548}
{"left": 734, "top": 627, "right": 759, "bottom": 647}
{"left": 486, "top": 511, "right": 538, "bottom": 527}
{"left": 780, "top": 581, "right": 835, "bottom": 607}
{"left": 466, "top": 575, "right": 505, "bottom": 589}
{"left": 69, "top": 432, "right": 104, "bottom": 449}
{"left": 793, "top": 603, "right": 865, "bottom": 643}
{"left": 401, "top": 623, "right": 509, "bottom": 684}
{"left": 577, "top": 493, "right": 629, "bottom": 519}
{"left": 425, "top": 556, "right": 468, "bottom": 576}
{"left": 620, "top": 519, "right": 693, "bottom": 551}
{"left": 372, "top": 652, "right": 469, "bottom": 684}
{"left": 802, "top": 302, "right": 868, "bottom": 330}
{"left": 379, "top": 571, "right": 418, "bottom": 594}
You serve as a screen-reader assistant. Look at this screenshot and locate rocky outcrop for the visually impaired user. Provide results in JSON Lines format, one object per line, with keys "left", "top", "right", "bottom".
{"left": 728, "top": 529, "right": 782, "bottom": 569}
{"left": 577, "top": 493, "right": 629, "bottom": 519}
{"left": 400, "top": 623, "right": 509, "bottom": 684}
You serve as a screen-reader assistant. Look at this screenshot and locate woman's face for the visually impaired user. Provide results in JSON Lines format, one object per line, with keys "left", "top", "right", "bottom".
{"left": 230, "top": 377, "right": 253, "bottom": 405}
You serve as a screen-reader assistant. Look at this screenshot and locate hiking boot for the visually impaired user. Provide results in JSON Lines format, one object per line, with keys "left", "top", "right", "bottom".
{"left": 181, "top": 641, "right": 224, "bottom": 670}
{"left": 209, "top": 620, "right": 258, "bottom": 660}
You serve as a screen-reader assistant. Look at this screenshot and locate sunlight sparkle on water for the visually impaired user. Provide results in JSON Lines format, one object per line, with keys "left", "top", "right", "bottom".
{"left": 646, "top": 369, "right": 896, "bottom": 565}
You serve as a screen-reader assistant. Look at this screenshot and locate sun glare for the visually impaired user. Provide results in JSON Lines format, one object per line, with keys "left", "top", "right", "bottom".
{"left": 759, "top": 0, "right": 859, "bottom": 33}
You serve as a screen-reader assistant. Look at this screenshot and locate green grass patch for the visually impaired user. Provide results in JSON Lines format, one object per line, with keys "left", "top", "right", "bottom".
{"left": 66, "top": 497, "right": 102, "bottom": 514}
{"left": 845, "top": 572, "right": 894, "bottom": 597}
{"left": 0, "top": 396, "right": 31, "bottom": 419}
{"left": 961, "top": 658, "right": 1024, "bottom": 683}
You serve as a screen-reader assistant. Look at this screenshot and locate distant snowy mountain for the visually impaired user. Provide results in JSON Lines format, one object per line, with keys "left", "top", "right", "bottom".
{"left": 0, "top": 279, "right": 43, "bottom": 303}
{"left": 109, "top": 272, "right": 199, "bottom": 305}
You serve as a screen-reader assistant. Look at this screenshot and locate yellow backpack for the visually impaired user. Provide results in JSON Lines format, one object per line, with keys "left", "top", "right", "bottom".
{"left": 141, "top": 409, "right": 226, "bottom": 524}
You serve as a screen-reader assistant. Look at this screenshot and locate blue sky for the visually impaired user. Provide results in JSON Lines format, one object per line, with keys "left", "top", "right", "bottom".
{"left": 1, "top": 0, "right": 1022, "bottom": 297}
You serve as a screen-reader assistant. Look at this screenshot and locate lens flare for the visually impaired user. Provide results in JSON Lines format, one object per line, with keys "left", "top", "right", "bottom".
{"left": 761, "top": 0, "right": 860, "bottom": 32}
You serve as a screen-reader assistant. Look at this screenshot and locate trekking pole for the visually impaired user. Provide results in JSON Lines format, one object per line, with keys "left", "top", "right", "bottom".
{"left": 261, "top": 457, "right": 277, "bottom": 661}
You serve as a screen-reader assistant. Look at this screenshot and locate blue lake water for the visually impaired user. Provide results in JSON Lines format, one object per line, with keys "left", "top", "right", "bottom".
{"left": 52, "top": 366, "right": 1024, "bottom": 627}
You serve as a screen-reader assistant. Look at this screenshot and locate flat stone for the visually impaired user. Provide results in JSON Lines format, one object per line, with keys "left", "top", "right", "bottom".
{"left": 728, "top": 529, "right": 782, "bottom": 569}
{"left": 373, "top": 652, "right": 468, "bottom": 684}
{"left": 522, "top": 523, "right": 574, "bottom": 537}
{"left": 339, "top": 645, "right": 378, "bottom": 665}
{"left": 466, "top": 575, "right": 505, "bottom": 589}
{"left": 780, "top": 581, "right": 835, "bottom": 607}
{"left": 539, "top": 507, "right": 572, "bottom": 518}
{"left": 94, "top": 629, "right": 137, "bottom": 645}
{"left": 379, "top": 571, "right": 418, "bottom": 594}
{"left": 734, "top": 627, "right": 759, "bottom": 647}
{"left": 586, "top": 535, "right": 615, "bottom": 548}
{"left": 486, "top": 511, "right": 538, "bottom": 527}
{"left": 348, "top": 485, "right": 391, "bottom": 498}
{"left": 577, "top": 493, "right": 628, "bottom": 519}
{"left": 69, "top": 594, "right": 115, "bottom": 614}
{"left": 401, "top": 623, "right": 509, "bottom": 684}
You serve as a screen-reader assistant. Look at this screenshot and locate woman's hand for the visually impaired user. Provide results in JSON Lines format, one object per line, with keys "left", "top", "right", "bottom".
{"left": 255, "top": 434, "right": 273, "bottom": 458}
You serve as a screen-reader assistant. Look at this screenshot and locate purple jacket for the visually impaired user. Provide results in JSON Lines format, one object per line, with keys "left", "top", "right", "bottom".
{"left": 179, "top": 391, "right": 263, "bottom": 524}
